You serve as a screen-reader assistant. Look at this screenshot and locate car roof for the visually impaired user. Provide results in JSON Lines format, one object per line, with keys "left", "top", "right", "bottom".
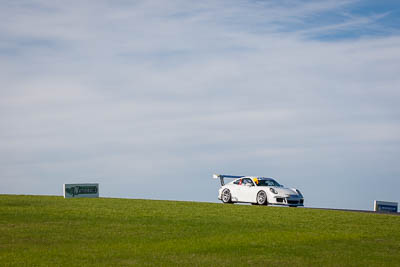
{"left": 242, "top": 177, "right": 275, "bottom": 180}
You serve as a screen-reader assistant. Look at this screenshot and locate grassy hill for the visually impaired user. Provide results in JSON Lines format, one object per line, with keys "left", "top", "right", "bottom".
{"left": 0, "top": 195, "right": 399, "bottom": 266}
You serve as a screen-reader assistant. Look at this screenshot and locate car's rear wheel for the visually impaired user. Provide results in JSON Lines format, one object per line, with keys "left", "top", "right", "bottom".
{"left": 221, "top": 188, "right": 233, "bottom": 204}
{"left": 257, "top": 190, "right": 268, "bottom": 205}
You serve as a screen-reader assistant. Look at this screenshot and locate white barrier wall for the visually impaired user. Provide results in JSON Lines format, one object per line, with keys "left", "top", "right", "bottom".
{"left": 63, "top": 183, "right": 99, "bottom": 198}
{"left": 374, "top": 200, "right": 398, "bottom": 213}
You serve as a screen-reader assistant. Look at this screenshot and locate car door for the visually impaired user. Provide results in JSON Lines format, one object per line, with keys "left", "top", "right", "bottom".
{"left": 240, "top": 178, "right": 258, "bottom": 203}
{"left": 232, "top": 178, "right": 249, "bottom": 202}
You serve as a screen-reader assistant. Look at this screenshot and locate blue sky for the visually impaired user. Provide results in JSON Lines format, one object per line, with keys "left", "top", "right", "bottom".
{"left": 1, "top": 0, "right": 400, "bottom": 210}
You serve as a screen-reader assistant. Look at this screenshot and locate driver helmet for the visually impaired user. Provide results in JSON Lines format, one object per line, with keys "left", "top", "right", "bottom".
{"left": 253, "top": 178, "right": 259, "bottom": 185}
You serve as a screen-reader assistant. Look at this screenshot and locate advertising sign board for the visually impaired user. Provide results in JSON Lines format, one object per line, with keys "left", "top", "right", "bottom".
{"left": 374, "top": 200, "right": 398, "bottom": 213}
{"left": 63, "top": 183, "right": 99, "bottom": 198}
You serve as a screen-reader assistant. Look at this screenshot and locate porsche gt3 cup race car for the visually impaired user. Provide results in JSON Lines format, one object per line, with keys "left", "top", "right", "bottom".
{"left": 213, "top": 174, "right": 304, "bottom": 206}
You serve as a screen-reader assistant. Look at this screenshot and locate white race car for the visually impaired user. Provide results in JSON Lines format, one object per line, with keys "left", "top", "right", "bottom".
{"left": 213, "top": 174, "right": 304, "bottom": 206}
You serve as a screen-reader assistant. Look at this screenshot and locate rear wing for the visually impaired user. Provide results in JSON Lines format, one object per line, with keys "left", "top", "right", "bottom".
{"left": 213, "top": 174, "right": 245, "bottom": 186}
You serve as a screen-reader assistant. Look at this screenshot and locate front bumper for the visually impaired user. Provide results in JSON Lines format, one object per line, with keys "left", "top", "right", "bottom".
{"left": 273, "top": 195, "right": 304, "bottom": 206}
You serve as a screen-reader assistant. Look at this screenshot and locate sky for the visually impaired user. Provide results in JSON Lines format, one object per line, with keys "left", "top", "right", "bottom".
{"left": 1, "top": 0, "right": 400, "bottom": 210}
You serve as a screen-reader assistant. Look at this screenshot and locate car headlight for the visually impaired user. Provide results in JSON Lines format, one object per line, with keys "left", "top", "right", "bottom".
{"left": 296, "top": 189, "right": 303, "bottom": 197}
{"left": 270, "top": 188, "right": 278, "bottom": 194}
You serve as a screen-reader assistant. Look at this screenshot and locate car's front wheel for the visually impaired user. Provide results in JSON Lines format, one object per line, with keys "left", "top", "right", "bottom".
{"left": 221, "top": 188, "right": 233, "bottom": 204}
{"left": 257, "top": 190, "right": 268, "bottom": 205}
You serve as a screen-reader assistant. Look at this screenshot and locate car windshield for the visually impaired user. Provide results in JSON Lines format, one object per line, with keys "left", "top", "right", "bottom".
{"left": 257, "top": 179, "right": 281, "bottom": 187}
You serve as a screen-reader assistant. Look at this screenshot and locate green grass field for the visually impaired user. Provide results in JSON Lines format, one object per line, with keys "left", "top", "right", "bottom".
{"left": 1, "top": 195, "right": 399, "bottom": 266}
